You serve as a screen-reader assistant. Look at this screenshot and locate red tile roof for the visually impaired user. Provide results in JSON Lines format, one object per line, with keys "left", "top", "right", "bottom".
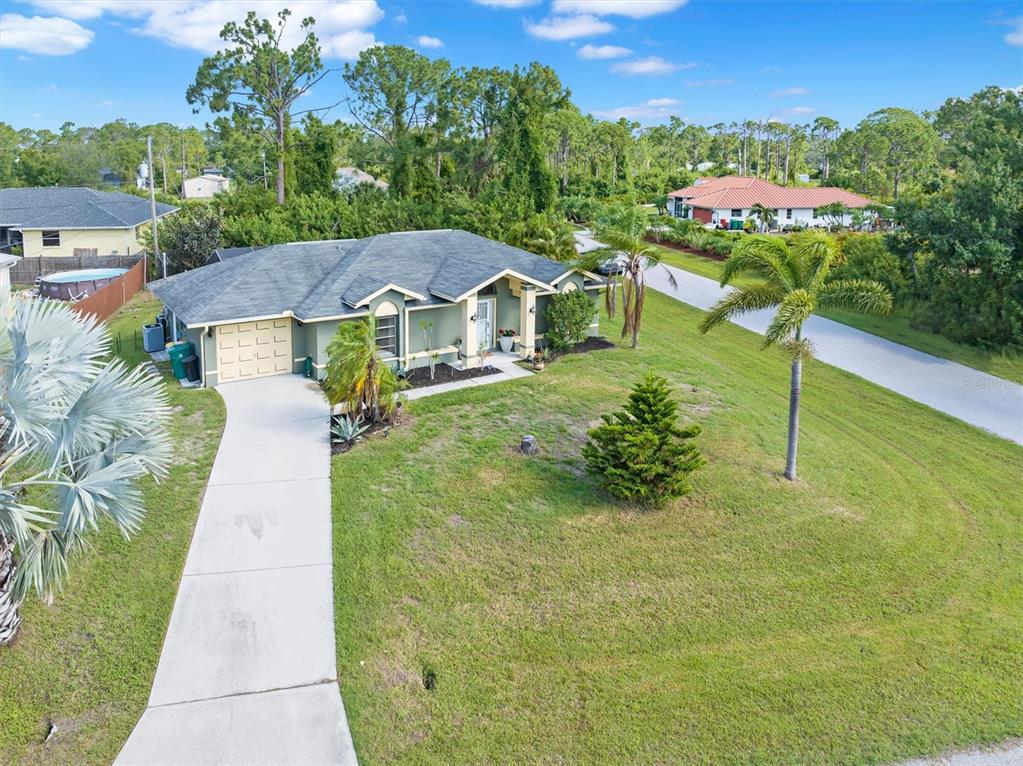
{"left": 669, "top": 176, "right": 877, "bottom": 210}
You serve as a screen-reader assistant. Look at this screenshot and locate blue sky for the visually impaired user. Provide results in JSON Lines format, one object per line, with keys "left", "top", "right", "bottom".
{"left": 1, "top": 0, "right": 1021, "bottom": 132}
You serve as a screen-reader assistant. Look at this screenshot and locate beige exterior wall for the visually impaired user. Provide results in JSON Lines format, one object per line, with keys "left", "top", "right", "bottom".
{"left": 19, "top": 227, "right": 144, "bottom": 258}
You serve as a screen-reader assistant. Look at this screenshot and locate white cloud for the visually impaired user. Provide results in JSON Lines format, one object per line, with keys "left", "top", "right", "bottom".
{"left": 524, "top": 14, "right": 612, "bottom": 40}
{"left": 0, "top": 13, "right": 94, "bottom": 55}
{"left": 416, "top": 34, "right": 443, "bottom": 48}
{"left": 760, "top": 65, "right": 781, "bottom": 73}
{"left": 25, "top": 1, "right": 384, "bottom": 59}
{"left": 577, "top": 43, "right": 630, "bottom": 59}
{"left": 685, "top": 78, "right": 733, "bottom": 87}
{"left": 30, "top": 1, "right": 140, "bottom": 21}
{"left": 787, "top": 106, "right": 814, "bottom": 115}
{"left": 610, "top": 56, "right": 693, "bottom": 76}
{"left": 394, "top": 10, "right": 407, "bottom": 24}
{"left": 552, "top": 0, "right": 686, "bottom": 18}
{"left": 473, "top": 0, "right": 539, "bottom": 7}
{"left": 1006, "top": 17, "right": 1023, "bottom": 46}
{"left": 772, "top": 86, "right": 809, "bottom": 97}
{"left": 98, "top": 99, "right": 116, "bottom": 107}
{"left": 592, "top": 97, "right": 682, "bottom": 121}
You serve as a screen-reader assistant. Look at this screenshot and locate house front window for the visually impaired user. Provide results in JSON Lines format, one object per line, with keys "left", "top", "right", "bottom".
{"left": 375, "top": 315, "right": 397, "bottom": 356}
{"left": 42, "top": 230, "right": 61, "bottom": 247}
{"left": 786, "top": 208, "right": 793, "bottom": 219}
{"left": 730, "top": 209, "right": 742, "bottom": 218}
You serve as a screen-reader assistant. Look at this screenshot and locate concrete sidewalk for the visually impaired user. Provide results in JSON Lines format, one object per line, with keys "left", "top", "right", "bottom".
{"left": 117, "top": 375, "right": 357, "bottom": 765}
{"left": 643, "top": 262, "right": 1023, "bottom": 446}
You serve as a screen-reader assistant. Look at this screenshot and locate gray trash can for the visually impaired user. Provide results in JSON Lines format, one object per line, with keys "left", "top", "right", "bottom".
{"left": 181, "top": 354, "right": 201, "bottom": 384}
{"left": 143, "top": 323, "right": 165, "bottom": 353}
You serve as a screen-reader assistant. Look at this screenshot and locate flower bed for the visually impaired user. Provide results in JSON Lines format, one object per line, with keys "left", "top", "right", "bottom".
{"left": 403, "top": 362, "right": 501, "bottom": 390}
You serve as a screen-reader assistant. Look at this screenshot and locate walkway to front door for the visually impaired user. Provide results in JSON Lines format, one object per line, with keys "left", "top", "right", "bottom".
{"left": 116, "top": 375, "right": 358, "bottom": 765}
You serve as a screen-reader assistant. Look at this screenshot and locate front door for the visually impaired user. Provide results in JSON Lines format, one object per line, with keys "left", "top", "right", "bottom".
{"left": 476, "top": 298, "right": 495, "bottom": 350}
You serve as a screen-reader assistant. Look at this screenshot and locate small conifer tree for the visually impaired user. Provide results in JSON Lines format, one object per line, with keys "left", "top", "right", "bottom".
{"left": 582, "top": 375, "right": 704, "bottom": 503}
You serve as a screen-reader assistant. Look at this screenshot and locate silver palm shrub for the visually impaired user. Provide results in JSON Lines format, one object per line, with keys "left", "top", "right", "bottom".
{"left": 0, "top": 295, "right": 171, "bottom": 645}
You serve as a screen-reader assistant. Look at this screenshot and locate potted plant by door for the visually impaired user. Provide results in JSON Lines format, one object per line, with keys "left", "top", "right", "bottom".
{"left": 497, "top": 328, "right": 516, "bottom": 353}
{"left": 531, "top": 348, "right": 546, "bottom": 371}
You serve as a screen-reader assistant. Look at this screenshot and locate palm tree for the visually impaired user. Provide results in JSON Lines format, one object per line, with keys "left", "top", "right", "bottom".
{"left": 507, "top": 213, "right": 577, "bottom": 262}
{"left": 749, "top": 202, "right": 777, "bottom": 233}
{"left": 323, "top": 316, "right": 405, "bottom": 423}
{"left": 698, "top": 233, "right": 891, "bottom": 480}
{"left": 0, "top": 295, "right": 171, "bottom": 645}
{"left": 588, "top": 205, "right": 677, "bottom": 349}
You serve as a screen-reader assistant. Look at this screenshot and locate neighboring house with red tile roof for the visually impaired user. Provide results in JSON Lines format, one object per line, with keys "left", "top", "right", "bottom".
{"left": 667, "top": 176, "right": 880, "bottom": 229}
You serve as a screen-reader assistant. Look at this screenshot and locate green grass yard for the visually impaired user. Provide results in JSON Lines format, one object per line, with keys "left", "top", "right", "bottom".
{"left": 332, "top": 289, "right": 1022, "bottom": 765}
{"left": 0, "top": 292, "right": 226, "bottom": 765}
{"left": 650, "top": 243, "right": 1023, "bottom": 384}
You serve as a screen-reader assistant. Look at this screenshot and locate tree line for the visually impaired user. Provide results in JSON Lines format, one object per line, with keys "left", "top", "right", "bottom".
{"left": 0, "top": 10, "right": 1019, "bottom": 350}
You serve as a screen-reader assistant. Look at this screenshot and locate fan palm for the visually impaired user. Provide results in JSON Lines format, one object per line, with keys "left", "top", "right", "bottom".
{"left": 698, "top": 233, "right": 891, "bottom": 480}
{"left": 323, "top": 316, "right": 405, "bottom": 423}
{"left": 587, "top": 206, "right": 677, "bottom": 349}
{"left": 0, "top": 294, "right": 171, "bottom": 645}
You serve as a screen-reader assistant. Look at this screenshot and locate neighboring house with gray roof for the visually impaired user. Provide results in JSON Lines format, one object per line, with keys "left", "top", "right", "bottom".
{"left": 0, "top": 187, "right": 177, "bottom": 258}
{"left": 150, "top": 229, "right": 603, "bottom": 386}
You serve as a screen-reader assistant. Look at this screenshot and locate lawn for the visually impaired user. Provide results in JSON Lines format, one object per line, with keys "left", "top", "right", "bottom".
{"left": 332, "top": 289, "right": 1022, "bottom": 765}
{"left": 0, "top": 291, "right": 226, "bottom": 765}
{"left": 650, "top": 243, "right": 1023, "bottom": 384}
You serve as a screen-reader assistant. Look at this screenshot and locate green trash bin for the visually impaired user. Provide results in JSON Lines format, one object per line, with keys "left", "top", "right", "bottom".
{"left": 730, "top": 219, "right": 743, "bottom": 231}
{"left": 167, "top": 341, "right": 194, "bottom": 380}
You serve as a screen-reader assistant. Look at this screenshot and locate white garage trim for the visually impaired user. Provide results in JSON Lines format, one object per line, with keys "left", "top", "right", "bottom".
{"left": 216, "top": 318, "right": 293, "bottom": 383}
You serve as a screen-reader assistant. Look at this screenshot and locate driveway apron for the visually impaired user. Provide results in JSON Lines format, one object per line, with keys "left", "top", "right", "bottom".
{"left": 117, "top": 375, "right": 358, "bottom": 765}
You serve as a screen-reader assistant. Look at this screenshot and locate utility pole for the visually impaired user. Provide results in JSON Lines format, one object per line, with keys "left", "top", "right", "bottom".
{"left": 147, "top": 136, "right": 163, "bottom": 279}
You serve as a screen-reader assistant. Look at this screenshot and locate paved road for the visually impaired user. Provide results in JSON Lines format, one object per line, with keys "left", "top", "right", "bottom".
{"left": 897, "top": 740, "right": 1023, "bottom": 765}
{"left": 117, "top": 376, "right": 358, "bottom": 765}
{"left": 642, "top": 263, "right": 1023, "bottom": 445}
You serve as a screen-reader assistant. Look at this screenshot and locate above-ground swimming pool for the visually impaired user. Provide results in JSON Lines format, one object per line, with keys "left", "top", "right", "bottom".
{"left": 39, "top": 267, "right": 128, "bottom": 301}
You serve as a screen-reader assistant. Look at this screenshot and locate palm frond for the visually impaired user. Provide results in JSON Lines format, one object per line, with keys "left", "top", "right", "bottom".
{"left": 1, "top": 295, "right": 171, "bottom": 602}
{"left": 720, "top": 236, "right": 794, "bottom": 289}
{"left": 790, "top": 230, "right": 838, "bottom": 291}
{"left": 699, "top": 284, "right": 786, "bottom": 334}
{"left": 818, "top": 279, "right": 893, "bottom": 315}
{"left": 763, "top": 288, "right": 815, "bottom": 347}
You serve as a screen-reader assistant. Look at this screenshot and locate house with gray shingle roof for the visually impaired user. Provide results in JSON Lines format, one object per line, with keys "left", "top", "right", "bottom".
{"left": 0, "top": 187, "right": 177, "bottom": 258}
{"left": 149, "top": 229, "right": 603, "bottom": 386}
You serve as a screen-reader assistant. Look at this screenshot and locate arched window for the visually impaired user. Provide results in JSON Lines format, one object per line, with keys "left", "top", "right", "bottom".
{"left": 374, "top": 301, "right": 398, "bottom": 356}
{"left": 561, "top": 281, "right": 578, "bottom": 293}
{"left": 478, "top": 283, "right": 497, "bottom": 296}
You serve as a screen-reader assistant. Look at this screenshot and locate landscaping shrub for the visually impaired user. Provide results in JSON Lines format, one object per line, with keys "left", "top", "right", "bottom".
{"left": 683, "top": 229, "right": 714, "bottom": 251}
{"left": 324, "top": 317, "right": 404, "bottom": 423}
{"left": 582, "top": 375, "right": 704, "bottom": 503}
{"left": 831, "top": 234, "right": 910, "bottom": 300}
{"left": 544, "top": 290, "right": 595, "bottom": 351}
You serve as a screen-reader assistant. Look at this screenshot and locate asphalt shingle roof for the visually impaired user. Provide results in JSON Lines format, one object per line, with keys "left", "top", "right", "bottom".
{"left": 0, "top": 187, "right": 177, "bottom": 229}
{"left": 150, "top": 229, "right": 577, "bottom": 326}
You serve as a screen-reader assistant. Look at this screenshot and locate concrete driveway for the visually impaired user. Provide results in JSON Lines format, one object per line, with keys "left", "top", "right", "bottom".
{"left": 117, "top": 375, "right": 358, "bottom": 765}
{"left": 643, "top": 263, "right": 1023, "bottom": 446}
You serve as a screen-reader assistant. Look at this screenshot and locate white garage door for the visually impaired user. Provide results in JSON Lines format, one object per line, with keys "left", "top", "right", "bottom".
{"left": 216, "top": 318, "right": 293, "bottom": 383}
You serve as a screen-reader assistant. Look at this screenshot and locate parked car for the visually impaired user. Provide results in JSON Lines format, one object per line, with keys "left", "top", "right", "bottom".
{"left": 596, "top": 253, "right": 628, "bottom": 276}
